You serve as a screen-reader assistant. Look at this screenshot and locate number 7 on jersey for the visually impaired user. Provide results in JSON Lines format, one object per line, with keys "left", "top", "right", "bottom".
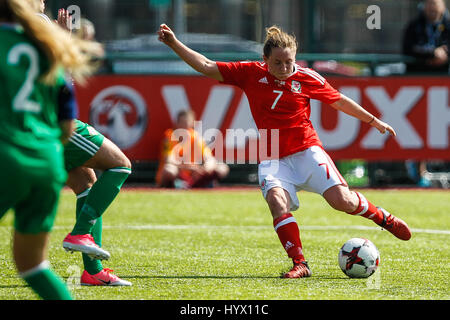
{"left": 271, "top": 90, "right": 283, "bottom": 109}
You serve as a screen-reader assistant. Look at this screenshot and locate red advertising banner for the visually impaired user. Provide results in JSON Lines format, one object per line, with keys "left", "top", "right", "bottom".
{"left": 75, "top": 75, "right": 450, "bottom": 161}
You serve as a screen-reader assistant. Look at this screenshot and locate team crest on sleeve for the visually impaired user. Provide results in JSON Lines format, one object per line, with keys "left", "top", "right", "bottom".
{"left": 291, "top": 80, "right": 302, "bottom": 93}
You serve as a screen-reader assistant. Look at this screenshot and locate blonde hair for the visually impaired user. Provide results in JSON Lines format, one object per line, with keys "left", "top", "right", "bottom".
{"left": 3, "top": 0, "right": 103, "bottom": 84}
{"left": 263, "top": 25, "right": 298, "bottom": 58}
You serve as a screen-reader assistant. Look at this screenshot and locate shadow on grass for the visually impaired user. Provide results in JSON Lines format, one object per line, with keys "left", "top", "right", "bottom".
{"left": 117, "top": 274, "right": 349, "bottom": 280}
{"left": 119, "top": 275, "right": 282, "bottom": 280}
{"left": 0, "top": 284, "right": 29, "bottom": 289}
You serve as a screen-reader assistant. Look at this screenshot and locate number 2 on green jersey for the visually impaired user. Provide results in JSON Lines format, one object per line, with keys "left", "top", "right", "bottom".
{"left": 271, "top": 90, "right": 283, "bottom": 109}
{"left": 7, "top": 43, "right": 41, "bottom": 113}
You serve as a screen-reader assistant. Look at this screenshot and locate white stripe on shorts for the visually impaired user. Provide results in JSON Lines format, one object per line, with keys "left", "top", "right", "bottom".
{"left": 68, "top": 137, "right": 97, "bottom": 156}
{"left": 76, "top": 188, "right": 91, "bottom": 199}
{"left": 69, "top": 132, "right": 99, "bottom": 156}
{"left": 274, "top": 216, "right": 297, "bottom": 232}
{"left": 108, "top": 168, "right": 132, "bottom": 174}
{"left": 72, "top": 132, "right": 99, "bottom": 152}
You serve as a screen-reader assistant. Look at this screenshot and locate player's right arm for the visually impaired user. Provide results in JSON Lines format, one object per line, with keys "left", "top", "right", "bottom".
{"left": 157, "top": 24, "right": 223, "bottom": 81}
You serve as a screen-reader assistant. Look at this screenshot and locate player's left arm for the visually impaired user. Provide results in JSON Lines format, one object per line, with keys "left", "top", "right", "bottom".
{"left": 57, "top": 80, "right": 78, "bottom": 143}
{"left": 330, "top": 93, "right": 396, "bottom": 137}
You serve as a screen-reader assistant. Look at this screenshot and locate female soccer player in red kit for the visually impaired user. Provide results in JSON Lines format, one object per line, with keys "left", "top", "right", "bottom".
{"left": 157, "top": 24, "right": 411, "bottom": 278}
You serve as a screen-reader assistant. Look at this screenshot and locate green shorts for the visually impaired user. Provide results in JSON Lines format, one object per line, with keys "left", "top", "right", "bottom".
{"left": 0, "top": 140, "right": 67, "bottom": 234}
{"left": 64, "top": 119, "right": 105, "bottom": 171}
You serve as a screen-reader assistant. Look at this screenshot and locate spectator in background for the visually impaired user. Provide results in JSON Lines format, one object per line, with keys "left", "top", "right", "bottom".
{"left": 405, "top": 160, "right": 432, "bottom": 187}
{"left": 156, "top": 110, "right": 229, "bottom": 189}
{"left": 403, "top": 0, "right": 450, "bottom": 73}
{"left": 402, "top": 0, "right": 448, "bottom": 187}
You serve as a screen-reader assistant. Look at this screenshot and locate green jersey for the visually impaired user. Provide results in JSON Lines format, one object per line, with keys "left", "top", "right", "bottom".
{"left": 0, "top": 24, "right": 69, "bottom": 233}
{"left": 0, "top": 24, "right": 65, "bottom": 151}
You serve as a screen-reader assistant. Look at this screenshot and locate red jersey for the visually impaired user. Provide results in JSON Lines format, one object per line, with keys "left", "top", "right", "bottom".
{"left": 216, "top": 61, "right": 341, "bottom": 159}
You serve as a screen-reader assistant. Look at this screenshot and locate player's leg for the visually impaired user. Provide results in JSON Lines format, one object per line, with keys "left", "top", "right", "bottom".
{"left": 1, "top": 139, "right": 72, "bottom": 299}
{"left": 266, "top": 187, "right": 312, "bottom": 278}
{"left": 63, "top": 166, "right": 110, "bottom": 260}
{"left": 266, "top": 187, "right": 305, "bottom": 263}
{"left": 1, "top": 188, "right": 71, "bottom": 299}
{"left": 65, "top": 166, "right": 131, "bottom": 286}
{"left": 66, "top": 167, "right": 104, "bottom": 273}
{"left": 76, "top": 139, "right": 132, "bottom": 286}
{"left": 69, "top": 137, "right": 131, "bottom": 237}
{"left": 63, "top": 122, "right": 114, "bottom": 258}
{"left": 64, "top": 138, "right": 132, "bottom": 282}
{"left": 13, "top": 231, "right": 73, "bottom": 300}
{"left": 13, "top": 176, "right": 73, "bottom": 300}
{"left": 62, "top": 123, "right": 131, "bottom": 283}
{"left": 259, "top": 160, "right": 311, "bottom": 279}
{"left": 323, "top": 185, "right": 411, "bottom": 240}
{"left": 310, "top": 146, "right": 411, "bottom": 241}
{"left": 76, "top": 193, "right": 131, "bottom": 286}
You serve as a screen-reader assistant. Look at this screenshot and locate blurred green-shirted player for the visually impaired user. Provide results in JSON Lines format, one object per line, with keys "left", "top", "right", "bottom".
{"left": 0, "top": 31, "right": 67, "bottom": 234}
{"left": 62, "top": 118, "right": 133, "bottom": 286}
{"left": 46, "top": 4, "right": 132, "bottom": 286}
{"left": 0, "top": 0, "right": 103, "bottom": 300}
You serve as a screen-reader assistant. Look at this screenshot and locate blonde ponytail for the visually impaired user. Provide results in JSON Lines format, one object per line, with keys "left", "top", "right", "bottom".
{"left": 263, "top": 25, "right": 298, "bottom": 58}
{"left": 6, "top": 0, "right": 103, "bottom": 84}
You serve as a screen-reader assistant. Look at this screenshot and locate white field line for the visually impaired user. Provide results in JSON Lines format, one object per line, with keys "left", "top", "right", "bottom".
{"left": 0, "top": 224, "right": 448, "bottom": 235}
{"left": 74, "top": 224, "right": 450, "bottom": 235}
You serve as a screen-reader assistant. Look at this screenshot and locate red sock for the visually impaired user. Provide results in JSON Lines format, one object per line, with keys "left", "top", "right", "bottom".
{"left": 348, "top": 192, "right": 384, "bottom": 225}
{"left": 273, "top": 213, "right": 305, "bottom": 262}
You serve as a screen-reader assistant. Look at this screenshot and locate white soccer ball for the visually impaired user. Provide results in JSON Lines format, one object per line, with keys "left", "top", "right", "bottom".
{"left": 338, "top": 238, "right": 380, "bottom": 278}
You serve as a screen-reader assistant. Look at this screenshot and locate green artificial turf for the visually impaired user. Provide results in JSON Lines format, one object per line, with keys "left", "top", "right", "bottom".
{"left": 0, "top": 188, "right": 448, "bottom": 301}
